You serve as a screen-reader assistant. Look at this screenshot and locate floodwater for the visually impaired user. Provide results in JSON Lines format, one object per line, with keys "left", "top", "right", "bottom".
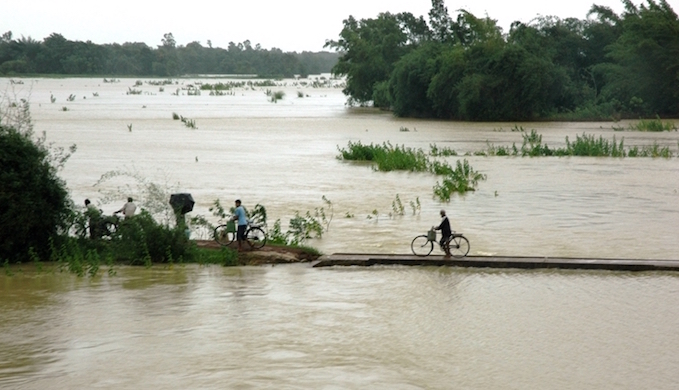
{"left": 5, "top": 76, "right": 678, "bottom": 258}
{"left": 1, "top": 77, "right": 679, "bottom": 388}
{"left": 2, "top": 264, "right": 678, "bottom": 389}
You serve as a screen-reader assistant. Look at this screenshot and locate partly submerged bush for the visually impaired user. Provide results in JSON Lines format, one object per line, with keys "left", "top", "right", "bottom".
{"left": 433, "top": 159, "right": 487, "bottom": 201}
{"left": 337, "top": 141, "right": 429, "bottom": 172}
{"left": 629, "top": 117, "right": 677, "bottom": 132}
{"left": 112, "top": 210, "right": 192, "bottom": 265}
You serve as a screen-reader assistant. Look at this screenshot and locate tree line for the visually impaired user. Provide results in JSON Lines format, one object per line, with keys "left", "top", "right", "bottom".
{"left": 0, "top": 32, "right": 339, "bottom": 78}
{"left": 324, "top": 0, "right": 679, "bottom": 121}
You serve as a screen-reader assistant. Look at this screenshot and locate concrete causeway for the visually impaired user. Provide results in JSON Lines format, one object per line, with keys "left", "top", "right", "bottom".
{"left": 313, "top": 254, "right": 679, "bottom": 272}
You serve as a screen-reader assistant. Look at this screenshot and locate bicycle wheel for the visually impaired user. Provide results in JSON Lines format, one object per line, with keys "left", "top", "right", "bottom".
{"left": 411, "top": 235, "right": 433, "bottom": 256}
{"left": 101, "top": 220, "right": 118, "bottom": 238}
{"left": 246, "top": 227, "right": 267, "bottom": 249}
{"left": 214, "top": 224, "right": 236, "bottom": 246}
{"left": 71, "top": 220, "right": 89, "bottom": 239}
{"left": 449, "top": 235, "right": 470, "bottom": 258}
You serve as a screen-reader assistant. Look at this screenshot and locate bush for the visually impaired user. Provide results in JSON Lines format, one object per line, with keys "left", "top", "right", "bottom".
{"left": 433, "top": 159, "right": 487, "bottom": 201}
{"left": 111, "top": 210, "right": 192, "bottom": 265}
{"left": 0, "top": 125, "right": 72, "bottom": 262}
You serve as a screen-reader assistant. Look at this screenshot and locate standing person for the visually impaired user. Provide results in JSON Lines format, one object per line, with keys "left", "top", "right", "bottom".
{"left": 84, "top": 199, "right": 101, "bottom": 239}
{"left": 434, "top": 209, "right": 452, "bottom": 258}
{"left": 115, "top": 197, "right": 137, "bottom": 219}
{"left": 231, "top": 199, "right": 248, "bottom": 251}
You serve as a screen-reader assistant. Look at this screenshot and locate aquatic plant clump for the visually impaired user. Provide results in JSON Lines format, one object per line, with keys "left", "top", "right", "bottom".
{"left": 336, "top": 141, "right": 429, "bottom": 172}
{"left": 483, "top": 130, "right": 675, "bottom": 158}
{"left": 615, "top": 117, "right": 678, "bottom": 132}
{"left": 337, "top": 141, "right": 487, "bottom": 200}
{"left": 433, "top": 159, "right": 487, "bottom": 202}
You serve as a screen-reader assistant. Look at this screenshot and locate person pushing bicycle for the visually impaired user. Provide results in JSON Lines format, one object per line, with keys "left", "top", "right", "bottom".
{"left": 231, "top": 199, "right": 248, "bottom": 251}
{"left": 434, "top": 209, "right": 452, "bottom": 258}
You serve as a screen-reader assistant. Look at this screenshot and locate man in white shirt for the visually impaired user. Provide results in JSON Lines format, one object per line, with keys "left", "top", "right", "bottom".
{"left": 115, "top": 197, "right": 137, "bottom": 219}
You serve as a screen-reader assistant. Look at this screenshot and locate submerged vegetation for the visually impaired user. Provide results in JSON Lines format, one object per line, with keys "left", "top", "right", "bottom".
{"left": 614, "top": 117, "right": 677, "bottom": 132}
{"left": 482, "top": 129, "right": 676, "bottom": 157}
{"left": 337, "top": 141, "right": 487, "bottom": 200}
{"left": 336, "top": 124, "right": 677, "bottom": 200}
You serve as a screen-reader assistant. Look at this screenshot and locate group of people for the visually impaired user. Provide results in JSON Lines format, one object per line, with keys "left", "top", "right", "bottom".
{"left": 83, "top": 197, "right": 454, "bottom": 257}
{"left": 83, "top": 197, "right": 136, "bottom": 239}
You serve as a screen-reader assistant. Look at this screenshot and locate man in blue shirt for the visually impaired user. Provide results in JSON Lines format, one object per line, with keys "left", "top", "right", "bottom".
{"left": 231, "top": 199, "right": 248, "bottom": 251}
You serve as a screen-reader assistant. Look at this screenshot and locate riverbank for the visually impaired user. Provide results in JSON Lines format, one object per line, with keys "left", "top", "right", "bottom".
{"left": 194, "top": 240, "right": 321, "bottom": 265}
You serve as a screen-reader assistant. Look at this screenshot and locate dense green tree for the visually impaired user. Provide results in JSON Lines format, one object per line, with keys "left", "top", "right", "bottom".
{"left": 325, "top": 12, "right": 424, "bottom": 104}
{"left": 325, "top": 0, "right": 678, "bottom": 120}
{"left": 452, "top": 10, "right": 504, "bottom": 47}
{"left": 429, "top": 0, "right": 454, "bottom": 43}
{"left": 388, "top": 42, "right": 440, "bottom": 117}
{"left": 597, "top": 0, "right": 679, "bottom": 115}
{"left": 0, "top": 125, "right": 72, "bottom": 262}
{"left": 426, "top": 45, "right": 466, "bottom": 118}
{"left": 0, "top": 32, "right": 338, "bottom": 77}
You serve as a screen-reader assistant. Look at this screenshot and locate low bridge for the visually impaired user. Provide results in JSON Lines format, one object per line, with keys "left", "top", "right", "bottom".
{"left": 313, "top": 254, "right": 679, "bottom": 272}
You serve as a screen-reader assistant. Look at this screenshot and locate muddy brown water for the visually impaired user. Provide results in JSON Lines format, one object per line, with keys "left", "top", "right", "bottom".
{"left": 1, "top": 77, "right": 678, "bottom": 388}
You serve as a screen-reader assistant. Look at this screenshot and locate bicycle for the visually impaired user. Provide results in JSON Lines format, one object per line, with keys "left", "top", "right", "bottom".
{"left": 411, "top": 229, "right": 470, "bottom": 258}
{"left": 213, "top": 220, "right": 267, "bottom": 249}
{"left": 71, "top": 213, "right": 119, "bottom": 239}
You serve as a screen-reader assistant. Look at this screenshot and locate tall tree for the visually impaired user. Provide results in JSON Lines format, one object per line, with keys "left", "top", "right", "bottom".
{"left": 428, "top": 0, "right": 454, "bottom": 44}
{"left": 599, "top": 0, "right": 679, "bottom": 115}
{"left": 325, "top": 13, "right": 416, "bottom": 104}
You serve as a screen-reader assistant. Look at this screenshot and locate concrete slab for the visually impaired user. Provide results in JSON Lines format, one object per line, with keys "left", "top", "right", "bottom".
{"left": 313, "top": 254, "right": 679, "bottom": 272}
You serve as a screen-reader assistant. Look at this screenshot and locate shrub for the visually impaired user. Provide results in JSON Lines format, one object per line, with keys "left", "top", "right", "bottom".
{"left": 630, "top": 117, "right": 677, "bottom": 132}
{"left": 0, "top": 124, "right": 73, "bottom": 262}
{"left": 337, "top": 141, "right": 429, "bottom": 172}
{"left": 433, "top": 159, "right": 487, "bottom": 202}
{"left": 111, "top": 210, "right": 192, "bottom": 265}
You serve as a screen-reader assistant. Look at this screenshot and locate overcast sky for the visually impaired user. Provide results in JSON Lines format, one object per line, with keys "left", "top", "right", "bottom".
{"left": 2, "top": 0, "right": 640, "bottom": 52}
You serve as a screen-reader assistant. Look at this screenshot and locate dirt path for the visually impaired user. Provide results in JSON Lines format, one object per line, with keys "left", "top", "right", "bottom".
{"left": 194, "top": 240, "right": 320, "bottom": 265}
